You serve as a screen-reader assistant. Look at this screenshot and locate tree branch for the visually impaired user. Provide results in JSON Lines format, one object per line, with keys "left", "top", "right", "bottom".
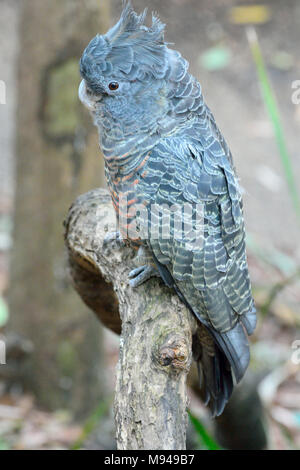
{"left": 64, "top": 188, "right": 197, "bottom": 450}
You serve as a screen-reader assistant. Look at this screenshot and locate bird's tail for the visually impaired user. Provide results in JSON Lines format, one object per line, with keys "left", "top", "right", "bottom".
{"left": 209, "top": 313, "right": 256, "bottom": 384}
{"left": 192, "top": 309, "right": 256, "bottom": 417}
{"left": 192, "top": 325, "right": 234, "bottom": 417}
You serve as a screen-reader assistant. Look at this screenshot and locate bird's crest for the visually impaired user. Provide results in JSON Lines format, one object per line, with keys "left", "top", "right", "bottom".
{"left": 80, "top": 1, "right": 169, "bottom": 88}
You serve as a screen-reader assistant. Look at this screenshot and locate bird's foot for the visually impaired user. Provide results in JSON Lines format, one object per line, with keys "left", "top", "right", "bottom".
{"left": 128, "top": 265, "right": 159, "bottom": 288}
{"left": 103, "top": 231, "right": 125, "bottom": 250}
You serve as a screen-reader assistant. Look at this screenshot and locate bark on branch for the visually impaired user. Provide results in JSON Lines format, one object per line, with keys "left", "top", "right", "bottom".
{"left": 64, "top": 188, "right": 197, "bottom": 450}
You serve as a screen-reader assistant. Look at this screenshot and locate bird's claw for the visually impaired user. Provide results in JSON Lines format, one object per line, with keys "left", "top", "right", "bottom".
{"left": 128, "top": 265, "right": 159, "bottom": 288}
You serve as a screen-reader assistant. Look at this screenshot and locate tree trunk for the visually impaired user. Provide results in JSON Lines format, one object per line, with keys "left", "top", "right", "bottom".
{"left": 9, "top": 0, "right": 111, "bottom": 416}
{"left": 65, "top": 189, "right": 197, "bottom": 450}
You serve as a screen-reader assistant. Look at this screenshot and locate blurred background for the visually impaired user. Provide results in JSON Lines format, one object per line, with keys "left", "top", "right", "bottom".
{"left": 0, "top": 0, "right": 299, "bottom": 450}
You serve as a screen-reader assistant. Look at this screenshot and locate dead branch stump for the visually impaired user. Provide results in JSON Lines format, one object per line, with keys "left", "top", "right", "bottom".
{"left": 64, "top": 188, "right": 197, "bottom": 450}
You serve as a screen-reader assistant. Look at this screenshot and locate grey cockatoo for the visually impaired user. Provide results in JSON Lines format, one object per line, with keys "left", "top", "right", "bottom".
{"left": 78, "top": 2, "right": 256, "bottom": 417}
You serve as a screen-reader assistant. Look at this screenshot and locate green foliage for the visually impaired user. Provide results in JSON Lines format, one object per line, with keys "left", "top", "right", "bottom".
{"left": 0, "top": 439, "right": 10, "bottom": 450}
{"left": 247, "top": 27, "right": 300, "bottom": 223}
{"left": 247, "top": 31, "right": 300, "bottom": 324}
{"left": 188, "top": 411, "right": 221, "bottom": 450}
{"left": 199, "top": 46, "right": 232, "bottom": 72}
{"left": 72, "top": 398, "right": 111, "bottom": 450}
{"left": 0, "top": 297, "right": 9, "bottom": 328}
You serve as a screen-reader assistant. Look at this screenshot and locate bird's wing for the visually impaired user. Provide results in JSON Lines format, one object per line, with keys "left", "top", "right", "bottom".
{"left": 137, "top": 116, "right": 256, "bottom": 388}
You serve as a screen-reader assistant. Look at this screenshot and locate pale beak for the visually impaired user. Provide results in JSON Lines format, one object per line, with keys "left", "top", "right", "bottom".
{"left": 78, "top": 80, "right": 100, "bottom": 111}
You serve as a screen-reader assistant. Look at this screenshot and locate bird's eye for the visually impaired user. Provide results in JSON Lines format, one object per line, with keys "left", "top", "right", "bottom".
{"left": 108, "top": 82, "right": 119, "bottom": 91}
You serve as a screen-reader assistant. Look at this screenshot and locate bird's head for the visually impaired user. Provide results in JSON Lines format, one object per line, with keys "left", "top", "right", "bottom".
{"left": 79, "top": 2, "right": 194, "bottom": 138}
